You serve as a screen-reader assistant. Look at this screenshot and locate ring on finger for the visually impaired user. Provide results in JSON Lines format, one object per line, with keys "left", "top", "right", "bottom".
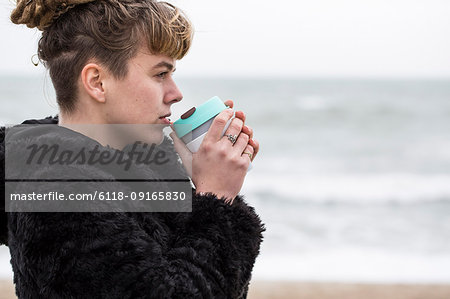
{"left": 242, "top": 152, "right": 253, "bottom": 159}
{"left": 225, "top": 134, "right": 238, "bottom": 145}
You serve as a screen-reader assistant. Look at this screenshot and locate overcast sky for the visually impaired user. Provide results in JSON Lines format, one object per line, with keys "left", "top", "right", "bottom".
{"left": 1, "top": 0, "right": 449, "bottom": 78}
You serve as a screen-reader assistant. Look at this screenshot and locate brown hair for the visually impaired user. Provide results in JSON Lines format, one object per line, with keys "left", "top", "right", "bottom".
{"left": 11, "top": 0, "right": 193, "bottom": 113}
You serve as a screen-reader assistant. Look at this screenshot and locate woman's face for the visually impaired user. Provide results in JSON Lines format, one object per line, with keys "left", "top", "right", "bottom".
{"left": 103, "top": 47, "right": 183, "bottom": 125}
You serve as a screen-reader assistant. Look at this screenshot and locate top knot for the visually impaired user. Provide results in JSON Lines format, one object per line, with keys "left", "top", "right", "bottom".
{"left": 11, "top": 0, "right": 96, "bottom": 30}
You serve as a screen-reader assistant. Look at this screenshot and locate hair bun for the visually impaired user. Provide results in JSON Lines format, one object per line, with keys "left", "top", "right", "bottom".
{"left": 11, "top": 0, "right": 96, "bottom": 30}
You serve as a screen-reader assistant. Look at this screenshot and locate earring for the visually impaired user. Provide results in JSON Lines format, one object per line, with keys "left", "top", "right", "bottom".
{"left": 31, "top": 54, "right": 39, "bottom": 66}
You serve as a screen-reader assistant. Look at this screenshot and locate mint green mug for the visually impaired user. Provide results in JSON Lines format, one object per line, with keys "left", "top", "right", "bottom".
{"left": 173, "top": 96, "right": 252, "bottom": 171}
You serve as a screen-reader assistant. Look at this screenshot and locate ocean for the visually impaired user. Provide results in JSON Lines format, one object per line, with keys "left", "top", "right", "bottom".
{"left": 1, "top": 75, "right": 450, "bottom": 283}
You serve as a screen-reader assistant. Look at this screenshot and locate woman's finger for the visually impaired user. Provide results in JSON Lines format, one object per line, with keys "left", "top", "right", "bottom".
{"left": 203, "top": 108, "right": 234, "bottom": 142}
{"left": 232, "top": 132, "right": 250, "bottom": 155}
{"left": 234, "top": 110, "right": 246, "bottom": 123}
{"left": 224, "top": 99, "right": 234, "bottom": 109}
{"left": 248, "top": 138, "right": 259, "bottom": 161}
{"left": 241, "top": 143, "right": 255, "bottom": 165}
{"left": 221, "top": 117, "right": 244, "bottom": 146}
{"left": 241, "top": 125, "right": 253, "bottom": 140}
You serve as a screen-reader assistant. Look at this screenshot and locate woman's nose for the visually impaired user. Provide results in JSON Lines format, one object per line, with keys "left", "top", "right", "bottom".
{"left": 165, "top": 80, "right": 183, "bottom": 104}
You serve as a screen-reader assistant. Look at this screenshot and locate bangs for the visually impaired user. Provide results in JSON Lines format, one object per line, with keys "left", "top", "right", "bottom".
{"left": 142, "top": 1, "right": 193, "bottom": 60}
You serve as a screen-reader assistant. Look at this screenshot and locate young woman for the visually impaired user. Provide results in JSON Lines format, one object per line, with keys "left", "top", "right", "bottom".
{"left": 0, "top": 0, "right": 264, "bottom": 298}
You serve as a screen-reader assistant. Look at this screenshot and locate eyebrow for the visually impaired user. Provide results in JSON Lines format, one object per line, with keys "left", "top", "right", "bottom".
{"left": 152, "top": 61, "right": 175, "bottom": 71}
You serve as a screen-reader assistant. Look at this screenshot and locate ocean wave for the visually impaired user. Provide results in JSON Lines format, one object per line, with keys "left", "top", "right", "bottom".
{"left": 295, "top": 95, "right": 330, "bottom": 110}
{"left": 243, "top": 172, "right": 450, "bottom": 204}
{"left": 252, "top": 248, "right": 450, "bottom": 283}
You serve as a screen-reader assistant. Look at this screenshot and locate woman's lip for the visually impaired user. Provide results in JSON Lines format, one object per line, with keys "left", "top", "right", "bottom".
{"left": 159, "top": 117, "right": 171, "bottom": 124}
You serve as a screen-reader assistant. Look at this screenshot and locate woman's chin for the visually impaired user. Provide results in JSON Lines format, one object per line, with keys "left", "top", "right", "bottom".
{"left": 126, "top": 124, "right": 166, "bottom": 146}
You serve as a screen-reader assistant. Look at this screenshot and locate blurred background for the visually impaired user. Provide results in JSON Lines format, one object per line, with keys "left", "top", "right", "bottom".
{"left": 1, "top": 0, "right": 450, "bottom": 297}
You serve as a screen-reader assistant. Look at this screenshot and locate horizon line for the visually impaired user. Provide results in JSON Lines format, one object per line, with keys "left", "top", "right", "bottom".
{"left": 1, "top": 73, "right": 450, "bottom": 81}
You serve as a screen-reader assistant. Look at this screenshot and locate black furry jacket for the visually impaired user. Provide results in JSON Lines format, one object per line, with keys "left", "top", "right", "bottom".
{"left": 0, "top": 116, "right": 265, "bottom": 299}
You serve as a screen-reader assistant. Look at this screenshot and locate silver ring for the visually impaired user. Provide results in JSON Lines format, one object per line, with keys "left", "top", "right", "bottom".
{"left": 225, "top": 134, "right": 237, "bottom": 145}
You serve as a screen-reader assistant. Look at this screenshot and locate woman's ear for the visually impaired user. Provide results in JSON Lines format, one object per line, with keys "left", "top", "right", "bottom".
{"left": 80, "top": 63, "right": 106, "bottom": 103}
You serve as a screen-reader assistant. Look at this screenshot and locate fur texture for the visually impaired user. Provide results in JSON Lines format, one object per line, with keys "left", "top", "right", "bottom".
{"left": 1, "top": 117, "right": 265, "bottom": 298}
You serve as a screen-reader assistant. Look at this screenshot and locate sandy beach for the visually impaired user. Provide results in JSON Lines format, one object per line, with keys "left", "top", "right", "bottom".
{"left": 1, "top": 279, "right": 450, "bottom": 299}
{"left": 247, "top": 281, "right": 450, "bottom": 299}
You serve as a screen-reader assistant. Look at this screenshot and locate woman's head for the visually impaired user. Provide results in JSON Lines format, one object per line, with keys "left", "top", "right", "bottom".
{"left": 11, "top": 0, "right": 192, "bottom": 115}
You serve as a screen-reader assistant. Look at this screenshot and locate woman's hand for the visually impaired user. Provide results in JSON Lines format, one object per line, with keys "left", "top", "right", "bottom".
{"left": 170, "top": 99, "right": 259, "bottom": 203}
{"left": 226, "top": 100, "right": 259, "bottom": 163}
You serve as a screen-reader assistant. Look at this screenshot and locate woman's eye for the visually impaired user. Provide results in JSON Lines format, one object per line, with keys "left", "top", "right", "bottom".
{"left": 157, "top": 72, "right": 168, "bottom": 79}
